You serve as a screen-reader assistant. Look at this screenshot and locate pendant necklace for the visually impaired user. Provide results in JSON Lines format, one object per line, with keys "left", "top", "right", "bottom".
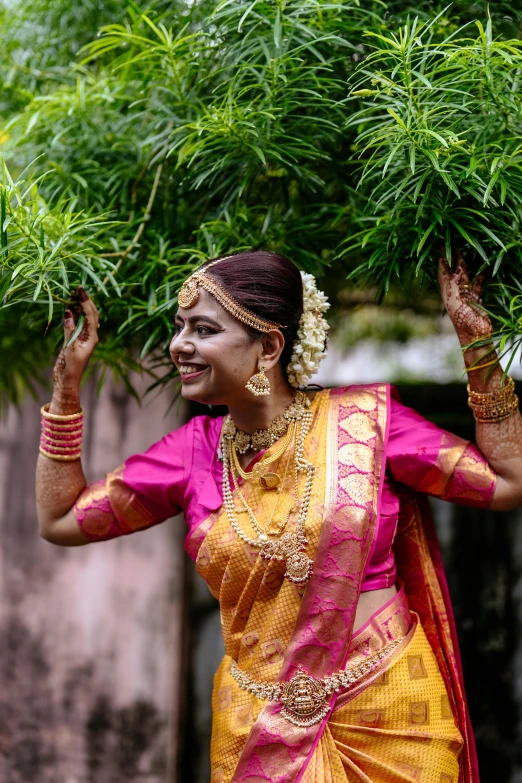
{"left": 221, "top": 391, "right": 315, "bottom": 584}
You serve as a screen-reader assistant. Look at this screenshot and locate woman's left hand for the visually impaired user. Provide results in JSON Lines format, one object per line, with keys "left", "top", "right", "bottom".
{"left": 437, "top": 252, "right": 493, "bottom": 346}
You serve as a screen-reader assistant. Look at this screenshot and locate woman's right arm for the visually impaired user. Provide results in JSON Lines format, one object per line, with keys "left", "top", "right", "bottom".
{"left": 36, "top": 288, "right": 100, "bottom": 546}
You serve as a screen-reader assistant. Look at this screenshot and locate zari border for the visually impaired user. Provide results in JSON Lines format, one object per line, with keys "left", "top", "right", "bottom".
{"left": 231, "top": 384, "right": 389, "bottom": 783}
{"left": 395, "top": 490, "right": 480, "bottom": 783}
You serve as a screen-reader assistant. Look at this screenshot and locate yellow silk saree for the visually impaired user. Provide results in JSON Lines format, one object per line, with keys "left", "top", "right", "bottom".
{"left": 183, "top": 386, "right": 496, "bottom": 783}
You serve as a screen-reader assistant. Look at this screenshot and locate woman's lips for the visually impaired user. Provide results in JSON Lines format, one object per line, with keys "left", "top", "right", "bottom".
{"left": 179, "top": 365, "right": 209, "bottom": 382}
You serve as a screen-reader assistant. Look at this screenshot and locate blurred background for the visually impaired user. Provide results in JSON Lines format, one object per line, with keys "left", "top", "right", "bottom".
{"left": 1, "top": 0, "right": 522, "bottom": 780}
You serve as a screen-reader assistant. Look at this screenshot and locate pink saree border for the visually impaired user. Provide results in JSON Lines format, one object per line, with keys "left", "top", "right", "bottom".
{"left": 231, "top": 384, "right": 389, "bottom": 783}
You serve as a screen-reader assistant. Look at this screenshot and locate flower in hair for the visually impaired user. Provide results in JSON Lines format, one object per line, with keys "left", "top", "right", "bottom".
{"left": 287, "top": 272, "right": 330, "bottom": 388}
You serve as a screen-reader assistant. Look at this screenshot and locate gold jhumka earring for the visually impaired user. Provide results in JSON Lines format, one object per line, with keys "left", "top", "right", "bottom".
{"left": 245, "top": 364, "right": 270, "bottom": 396}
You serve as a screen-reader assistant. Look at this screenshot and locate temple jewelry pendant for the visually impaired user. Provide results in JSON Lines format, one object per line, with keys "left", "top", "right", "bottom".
{"left": 281, "top": 666, "right": 329, "bottom": 727}
{"left": 260, "top": 532, "right": 313, "bottom": 584}
{"left": 252, "top": 464, "right": 280, "bottom": 489}
{"left": 259, "top": 471, "right": 280, "bottom": 490}
{"left": 284, "top": 550, "right": 313, "bottom": 584}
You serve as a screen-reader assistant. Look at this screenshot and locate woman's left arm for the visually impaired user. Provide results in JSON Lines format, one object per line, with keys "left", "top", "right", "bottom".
{"left": 439, "top": 256, "right": 522, "bottom": 511}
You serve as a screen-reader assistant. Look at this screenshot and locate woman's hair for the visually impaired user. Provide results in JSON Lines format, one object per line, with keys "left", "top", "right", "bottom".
{"left": 202, "top": 251, "right": 303, "bottom": 373}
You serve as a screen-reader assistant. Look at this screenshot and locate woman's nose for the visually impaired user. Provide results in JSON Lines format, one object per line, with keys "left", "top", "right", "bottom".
{"left": 169, "top": 332, "right": 194, "bottom": 358}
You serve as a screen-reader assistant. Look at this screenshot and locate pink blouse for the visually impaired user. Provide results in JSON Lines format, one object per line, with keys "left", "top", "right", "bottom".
{"left": 74, "top": 387, "right": 497, "bottom": 592}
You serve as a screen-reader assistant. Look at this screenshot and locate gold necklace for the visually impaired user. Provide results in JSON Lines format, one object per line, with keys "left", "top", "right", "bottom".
{"left": 223, "top": 391, "right": 308, "bottom": 490}
{"left": 230, "top": 423, "right": 297, "bottom": 539}
{"left": 231, "top": 421, "right": 296, "bottom": 490}
{"left": 222, "top": 402, "right": 315, "bottom": 584}
{"left": 222, "top": 391, "right": 308, "bottom": 453}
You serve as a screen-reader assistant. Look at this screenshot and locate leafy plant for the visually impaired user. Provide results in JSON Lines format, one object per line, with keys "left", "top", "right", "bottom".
{"left": 1, "top": 0, "right": 522, "bottom": 407}
{"left": 343, "top": 12, "right": 522, "bottom": 352}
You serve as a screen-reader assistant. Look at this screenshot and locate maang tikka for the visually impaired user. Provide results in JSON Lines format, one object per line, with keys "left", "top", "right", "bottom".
{"left": 245, "top": 364, "right": 270, "bottom": 396}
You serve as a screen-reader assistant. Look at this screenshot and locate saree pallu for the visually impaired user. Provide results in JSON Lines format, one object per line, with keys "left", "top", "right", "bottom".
{"left": 184, "top": 386, "right": 493, "bottom": 783}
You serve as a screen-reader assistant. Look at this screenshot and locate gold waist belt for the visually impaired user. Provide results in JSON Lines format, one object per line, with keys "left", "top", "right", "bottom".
{"left": 230, "top": 637, "right": 402, "bottom": 727}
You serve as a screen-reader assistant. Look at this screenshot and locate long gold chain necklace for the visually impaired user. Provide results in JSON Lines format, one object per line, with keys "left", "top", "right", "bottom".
{"left": 230, "top": 422, "right": 297, "bottom": 539}
{"left": 221, "top": 395, "right": 315, "bottom": 584}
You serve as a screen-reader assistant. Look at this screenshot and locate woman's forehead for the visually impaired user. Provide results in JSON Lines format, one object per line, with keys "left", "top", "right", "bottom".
{"left": 176, "top": 288, "right": 236, "bottom": 325}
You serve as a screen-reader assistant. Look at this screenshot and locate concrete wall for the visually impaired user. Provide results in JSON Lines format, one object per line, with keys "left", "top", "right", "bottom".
{"left": 0, "top": 377, "right": 187, "bottom": 783}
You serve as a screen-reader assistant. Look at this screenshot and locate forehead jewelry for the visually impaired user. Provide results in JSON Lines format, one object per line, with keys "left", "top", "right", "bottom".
{"left": 178, "top": 260, "right": 285, "bottom": 333}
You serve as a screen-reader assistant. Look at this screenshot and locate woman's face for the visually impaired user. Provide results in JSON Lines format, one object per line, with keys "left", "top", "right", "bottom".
{"left": 170, "top": 289, "right": 262, "bottom": 404}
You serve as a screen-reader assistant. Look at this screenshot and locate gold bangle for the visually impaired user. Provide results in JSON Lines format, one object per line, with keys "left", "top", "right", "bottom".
{"left": 39, "top": 447, "right": 82, "bottom": 462}
{"left": 465, "top": 359, "right": 498, "bottom": 372}
{"left": 41, "top": 403, "right": 83, "bottom": 421}
{"left": 467, "top": 376, "right": 515, "bottom": 402}
{"left": 469, "top": 394, "right": 519, "bottom": 423}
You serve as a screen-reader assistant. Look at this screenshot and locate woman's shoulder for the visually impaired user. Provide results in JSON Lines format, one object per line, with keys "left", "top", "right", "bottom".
{"left": 163, "top": 412, "right": 224, "bottom": 447}
{"left": 323, "top": 382, "right": 394, "bottom": 401}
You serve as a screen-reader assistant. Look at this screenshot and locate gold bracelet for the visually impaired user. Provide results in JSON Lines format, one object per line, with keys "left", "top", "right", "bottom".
{"left": 465, "top": 359, "right": 498, "bottom": 372}
{"left": 41, "top": 403, "right": 83, "bottom": 421}
{"left": 469, "top": 397, "right": 519, "bottom": 423}
{"left": 467, "top": 376, "right": 515, "bottom": 403}
{"left": 39, "top": 447, "right": 82, "bottom": 462}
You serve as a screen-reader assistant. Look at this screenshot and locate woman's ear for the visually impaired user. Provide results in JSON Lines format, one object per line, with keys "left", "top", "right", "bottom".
{"left": 259, "top": 330, "right": 285, "bottom": 370}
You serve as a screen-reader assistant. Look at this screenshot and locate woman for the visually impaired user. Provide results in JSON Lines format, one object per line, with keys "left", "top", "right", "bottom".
{"left": 36, "top": 252, "right": 522, "bottom": 783}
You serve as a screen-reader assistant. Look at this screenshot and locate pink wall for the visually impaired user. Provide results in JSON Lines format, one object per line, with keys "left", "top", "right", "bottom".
{"left": 0, "top": 376, "right": 187, "bottom": 782}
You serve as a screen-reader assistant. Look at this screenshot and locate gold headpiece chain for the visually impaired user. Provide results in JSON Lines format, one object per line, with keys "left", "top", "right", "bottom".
{"left": 178, "top": 259, "right": 286, "bottom": 333}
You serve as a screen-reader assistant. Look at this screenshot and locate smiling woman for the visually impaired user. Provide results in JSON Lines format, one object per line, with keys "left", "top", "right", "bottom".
{"left": 35, "top": 251, "right": 522, "bottom": 783}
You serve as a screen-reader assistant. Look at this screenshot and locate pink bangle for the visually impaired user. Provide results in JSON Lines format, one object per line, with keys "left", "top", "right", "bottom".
{"left": 42, "top": 420, "right": 84, "bottom": 434}
{"left": 41, "top": 434, "right": 83, "bottom": 450}
{"left": 40, "top": 402, "right": 84, "bottom": 461}
{"left": 42, "top": 427, "right": 83, "bottom": 441}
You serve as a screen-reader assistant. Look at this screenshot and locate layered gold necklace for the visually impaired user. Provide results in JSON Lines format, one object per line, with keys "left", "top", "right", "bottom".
{"left": 221, "top": 391, "right": 315, "bottom": 584}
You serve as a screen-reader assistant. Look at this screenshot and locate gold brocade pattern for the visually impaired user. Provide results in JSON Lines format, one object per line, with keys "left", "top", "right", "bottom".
{"left": 197, "top": 392, "right": 329, "bottom": 675}
{"left": 196, "top": 392, "right": 329, "bottom": 780}
{"left": 188, "top": 388, "right": 476, "bottom": 783}
{"left": 302, "top": 621, "right": 463, "bottom": 783}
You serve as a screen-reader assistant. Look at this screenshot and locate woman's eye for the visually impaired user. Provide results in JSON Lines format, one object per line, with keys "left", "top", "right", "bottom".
{"left": 197, "top": 326, "right": 215, "bottom": 335}
{"left": 173, "top": 323, "right": 183, "bottom": 334}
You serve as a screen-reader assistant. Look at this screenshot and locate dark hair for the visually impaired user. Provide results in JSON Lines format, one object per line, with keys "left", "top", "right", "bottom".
{"left": 202, "top": 251, "right": 303, "bottom": 373}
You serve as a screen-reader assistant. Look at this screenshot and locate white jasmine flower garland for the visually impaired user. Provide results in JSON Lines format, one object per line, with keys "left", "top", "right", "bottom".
{"left": 287, "top": 272, "right": 330, "bottom": 388}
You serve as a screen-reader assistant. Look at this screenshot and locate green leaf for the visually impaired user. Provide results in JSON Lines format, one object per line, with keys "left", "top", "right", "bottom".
{"left": 66, "top": 313, "right": 85, "bottom": 347}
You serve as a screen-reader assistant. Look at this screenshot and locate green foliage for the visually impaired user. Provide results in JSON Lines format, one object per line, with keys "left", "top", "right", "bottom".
{"left": 1, "top": 0, "right": 377, "bottom": 406}
{"left": 343, "top": 12, "right": 522, "bottom": 348}
{"left": 0, "top": 160, "right": 117, "bottom": 315}
{"left": 1, "top": 0, "right": 522, "bottom": 407}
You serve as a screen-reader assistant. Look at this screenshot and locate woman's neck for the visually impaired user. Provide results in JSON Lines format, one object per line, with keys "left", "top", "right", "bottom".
{"left": 227, "top": 374, "right": 295, "bottom": 433}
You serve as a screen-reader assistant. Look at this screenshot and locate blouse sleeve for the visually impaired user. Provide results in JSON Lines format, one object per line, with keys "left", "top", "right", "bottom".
{"left": 74, "top": 418, "right": 196, "bottom": 542}
{"left": 387, "top": 389, "right": 497, "bottom": 508}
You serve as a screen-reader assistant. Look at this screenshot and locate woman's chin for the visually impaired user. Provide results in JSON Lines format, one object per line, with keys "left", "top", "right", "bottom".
{"left": 180, "top": 383, "right": 205, "bottom": 401}
{"left": 180, "top": 380, "right": 214, "bottom": 404}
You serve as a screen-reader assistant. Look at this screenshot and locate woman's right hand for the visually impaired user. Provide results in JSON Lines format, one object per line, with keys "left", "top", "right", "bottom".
{"left": 51, "top": 287, "right": 100, "bottom": 410}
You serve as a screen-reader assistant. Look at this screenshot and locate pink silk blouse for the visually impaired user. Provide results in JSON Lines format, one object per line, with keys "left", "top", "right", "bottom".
{"left": 74, "top": 387, "right": 497, "bottom": 591}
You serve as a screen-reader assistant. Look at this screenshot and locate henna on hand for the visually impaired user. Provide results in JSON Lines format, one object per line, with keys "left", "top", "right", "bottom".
{"left": 438, "top": 252, "right": 493, "bottom": 346}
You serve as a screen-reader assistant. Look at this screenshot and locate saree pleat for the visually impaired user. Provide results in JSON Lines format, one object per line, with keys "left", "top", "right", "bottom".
{"left": 300, "top": 619, "right": 462, "bottom": 783}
